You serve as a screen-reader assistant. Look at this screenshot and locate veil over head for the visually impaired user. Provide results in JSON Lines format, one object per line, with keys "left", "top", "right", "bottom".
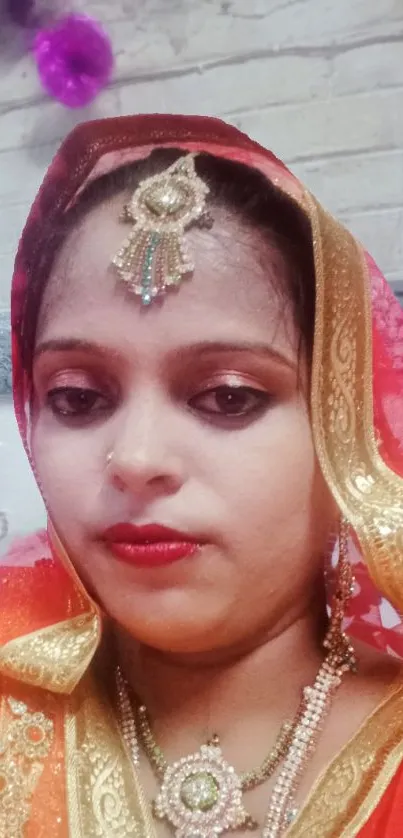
{"left": 2, "top": 113, "right": 403, "bottom": 692}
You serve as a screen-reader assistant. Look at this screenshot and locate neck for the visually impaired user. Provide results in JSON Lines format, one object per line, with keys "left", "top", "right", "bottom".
{"left": 114, "top": 595, "right": 327, "bottom": 746}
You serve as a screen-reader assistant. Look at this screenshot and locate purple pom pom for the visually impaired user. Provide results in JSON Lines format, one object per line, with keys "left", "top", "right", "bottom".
{"left": 33, "top": 14, "right": 114, "bottom": 108}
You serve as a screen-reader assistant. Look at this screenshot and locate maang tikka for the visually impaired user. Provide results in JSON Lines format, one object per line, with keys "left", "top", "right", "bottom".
{"left": 112, "top": 153, "right": 211, "bottom": 305}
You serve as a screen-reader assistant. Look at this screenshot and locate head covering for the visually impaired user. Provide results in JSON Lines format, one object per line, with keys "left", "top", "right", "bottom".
{"left": 2, "top": 114, "right": 403, "bottom": 693}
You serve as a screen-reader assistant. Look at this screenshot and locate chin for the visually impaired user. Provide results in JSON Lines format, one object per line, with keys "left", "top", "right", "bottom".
{"left": 106, "top": 598, "right": 230, "bottom": 656}
{"left": 80, "top": 556, "right": 236, "bottom": 655}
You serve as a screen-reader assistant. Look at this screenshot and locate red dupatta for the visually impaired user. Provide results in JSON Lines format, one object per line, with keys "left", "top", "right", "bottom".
{"left": 5, "top": 114, "right": 403, "bottom": 675}
{"left": 1, "top": 114, "right": 403, "bottom": 838}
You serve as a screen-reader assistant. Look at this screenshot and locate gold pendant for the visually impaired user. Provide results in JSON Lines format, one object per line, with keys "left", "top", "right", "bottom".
{"left": 112, "top": 154, "right": 210, "bottom": 306}
{"left": 153, "top": 739, "right": 257, "bottom": 838}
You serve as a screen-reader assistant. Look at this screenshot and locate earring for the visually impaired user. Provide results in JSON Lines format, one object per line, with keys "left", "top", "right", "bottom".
{"left": 324, "top": 517, "right": 357, "bottom": 672}
{"left": 106, "top": 451, "right": 113, "bottom": 466}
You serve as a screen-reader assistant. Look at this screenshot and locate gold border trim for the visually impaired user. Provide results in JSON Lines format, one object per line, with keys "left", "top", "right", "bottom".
{"left": 0, "top": 613, "right": 100, "bottom": 693}
{"left": 64, "top": 670, "right": 157, "bottom": 838}
{"left": 287, "top": 678, "right": 403, "bottom": 836}
{"left": 64, "top": 705, "right": 81, "bottom": 837}
{"left": 304, "top": 191, "right": 403, "bottom": 611}
{"left": 342, "top": 743, "right": 403, "bottom": 837}
{"left": 0, "top": 684, "right": 55, "bottom": 838}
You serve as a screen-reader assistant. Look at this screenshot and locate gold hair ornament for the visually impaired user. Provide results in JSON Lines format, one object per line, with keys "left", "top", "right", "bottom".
{"left": 112, "top": 154, "right": 211, "bottom": 305}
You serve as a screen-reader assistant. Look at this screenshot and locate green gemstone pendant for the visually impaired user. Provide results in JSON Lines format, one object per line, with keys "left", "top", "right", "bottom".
{"left": 180, "top": 771, "right": 219, "bottom": 812}
{"left": 153, "top": 740, "right": 254, "bottom": 838}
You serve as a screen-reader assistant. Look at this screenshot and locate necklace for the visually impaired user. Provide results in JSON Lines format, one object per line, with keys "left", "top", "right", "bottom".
{"left": 115, "top": 520, "right": 356, "bottom": 837}
{"left": 116, "top": 669, "right": 305, "bottom": 838}
{"left": 136, "top": 702, "right": 299, "bottom": 791}
{"left": 116, "top": 649, "right": 351, "bottom": 838}
{"left": 261, "top": 655, "right": 346, "bottom": 837}
{"left": 138, "top": 701, "right": 301, "bottom": 833}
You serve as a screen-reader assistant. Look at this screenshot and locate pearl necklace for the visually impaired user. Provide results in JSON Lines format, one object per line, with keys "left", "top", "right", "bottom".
{"left": 116, "top": 650, "right": 349, "bottom": 838}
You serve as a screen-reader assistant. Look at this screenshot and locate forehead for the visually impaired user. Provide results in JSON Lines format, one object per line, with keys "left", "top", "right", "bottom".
{"left": 37, "top": 192, "right": 298, "bottom": 354}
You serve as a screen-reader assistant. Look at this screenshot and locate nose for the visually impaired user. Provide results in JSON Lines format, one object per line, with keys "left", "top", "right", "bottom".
{"left": 106, "top": 394, "right": 185, "bottom": 498}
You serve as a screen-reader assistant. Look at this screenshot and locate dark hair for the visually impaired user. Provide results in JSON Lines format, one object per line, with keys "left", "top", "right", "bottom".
{"left": 20, "top": 149, "right": 315, "bottom": 373}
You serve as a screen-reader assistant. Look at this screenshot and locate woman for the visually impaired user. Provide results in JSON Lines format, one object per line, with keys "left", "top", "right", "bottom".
{"left": 1, "top": 113, "right": 403, "bottom": 837}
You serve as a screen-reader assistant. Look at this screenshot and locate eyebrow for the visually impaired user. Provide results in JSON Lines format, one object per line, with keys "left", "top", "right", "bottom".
{"left": 34, "top": 337, "right": 297, "bottom": 370}
{"left": 34, "top": 338, "right": 113, "bottom": 360}
{"left": 177, "top": 341, "right": 297, "bottom": 370}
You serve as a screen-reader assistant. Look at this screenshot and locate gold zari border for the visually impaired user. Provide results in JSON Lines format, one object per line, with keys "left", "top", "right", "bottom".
{"left": 287, "top": 678, "right": 403, "bottom": 836}
{"left": 305, "top": 192, "right": 403, "bottom": 611}
{"left": 0, "top": 613, "right": 100, "bottom": 694}
{"left": 64, "top": 670, "right": 157, "bottom": 838}
{"left": 0, "top": 687, "right": 54, "bottom": 838}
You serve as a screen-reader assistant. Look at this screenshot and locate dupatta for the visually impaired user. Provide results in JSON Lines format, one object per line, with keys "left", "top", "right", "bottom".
{"left": 1, "top": 114, "right": 403, "bottom": 837}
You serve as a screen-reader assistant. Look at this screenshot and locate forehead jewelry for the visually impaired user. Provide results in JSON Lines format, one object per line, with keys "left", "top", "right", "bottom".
{"left": 112, "top": 154, "right": 211, "bottom": 306}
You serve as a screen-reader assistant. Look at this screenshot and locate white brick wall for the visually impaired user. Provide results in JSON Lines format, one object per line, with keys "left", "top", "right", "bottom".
{"left": 0, "top": 0, "right": 402, "bottom": 548}
{"left": 0, "top": 0, "right": 402, "bottom": 303}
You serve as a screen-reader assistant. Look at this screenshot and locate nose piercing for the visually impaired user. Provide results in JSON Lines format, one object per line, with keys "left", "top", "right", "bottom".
{"left": 106, "top": 450, "right": 125, "bottom": 492}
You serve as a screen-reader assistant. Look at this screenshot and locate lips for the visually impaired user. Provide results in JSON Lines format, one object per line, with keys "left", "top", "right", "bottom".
{"left": 101, "top": 523, "right": 201, "bottom": 568}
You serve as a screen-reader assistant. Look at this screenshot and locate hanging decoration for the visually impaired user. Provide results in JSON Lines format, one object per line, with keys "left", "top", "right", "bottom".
{"left": 3, "top": 4, "right": 114, "bottom": 109}
{"left": 34, "top": 14, "right": 114, "bottom": 108}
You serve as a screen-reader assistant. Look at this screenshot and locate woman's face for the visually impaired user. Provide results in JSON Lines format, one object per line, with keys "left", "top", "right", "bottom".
{"left": 31, "top": 192, "right": 336, "bottom": 656}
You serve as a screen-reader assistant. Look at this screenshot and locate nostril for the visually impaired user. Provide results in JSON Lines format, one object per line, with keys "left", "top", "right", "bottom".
{"left": 111, "top": 473, "right": 126, "bottom": 493}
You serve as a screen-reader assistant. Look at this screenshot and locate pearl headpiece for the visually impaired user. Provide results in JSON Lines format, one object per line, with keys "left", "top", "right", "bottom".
{"left": 112, "top": 154, "right": 211, "bottom": 305}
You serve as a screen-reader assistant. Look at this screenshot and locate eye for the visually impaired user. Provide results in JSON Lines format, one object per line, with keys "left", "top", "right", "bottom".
{"left": 188, "top": 385, "right": 271, "bottom": 419}
{"left": 46, "top": 386, "right": 112, "bottom": 420}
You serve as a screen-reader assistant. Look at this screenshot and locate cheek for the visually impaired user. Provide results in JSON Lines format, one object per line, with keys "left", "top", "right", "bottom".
{"left": 31, "top": 419, "right": 101, "bottom": 523}
{"left": 209, "top": 401, "right": 336, "bottom": 600}
{"left": 214, "top": 403, "right": 318, "bottom": 528}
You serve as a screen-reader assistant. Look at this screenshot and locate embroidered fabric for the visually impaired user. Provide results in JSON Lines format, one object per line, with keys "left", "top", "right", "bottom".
{"left": 8, "top": 114, "right": 403, "bottom": 671}
{"left": 0, "top": 110, "right": 403, "bottom": 838}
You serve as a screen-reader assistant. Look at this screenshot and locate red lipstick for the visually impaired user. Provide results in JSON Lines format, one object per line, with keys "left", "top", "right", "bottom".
{"left": 101, "top": 523, "right": 201, "bottom": 568}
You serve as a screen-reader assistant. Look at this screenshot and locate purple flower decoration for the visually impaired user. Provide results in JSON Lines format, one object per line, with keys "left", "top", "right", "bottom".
{"left": 33, "top": 14, "right": 114, "bottom": 108}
